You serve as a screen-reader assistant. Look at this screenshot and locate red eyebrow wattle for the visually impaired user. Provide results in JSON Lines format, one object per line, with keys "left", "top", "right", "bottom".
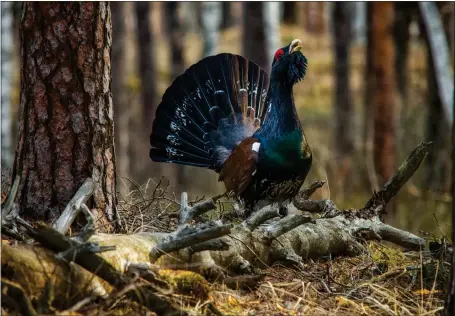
{"left": 274, "top": 49, "right": 284, "bottom": 60}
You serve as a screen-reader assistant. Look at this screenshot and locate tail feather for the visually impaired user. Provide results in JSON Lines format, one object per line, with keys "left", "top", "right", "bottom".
{"left": 150, "top": 53, "right": 270, "bottom": 170}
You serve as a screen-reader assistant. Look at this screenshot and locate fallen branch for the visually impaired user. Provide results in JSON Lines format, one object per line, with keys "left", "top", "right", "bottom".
{"left": 179, "top": 192, "right": 218, "bottom": 224}
{"left": 53, "top": 178, "right": 95, "bottom": 234}
{"left": 365, "top": 141, "right": 432, "bottom": 209}
{"left": 150, "top": 224, "right": 232, "bottom": 262}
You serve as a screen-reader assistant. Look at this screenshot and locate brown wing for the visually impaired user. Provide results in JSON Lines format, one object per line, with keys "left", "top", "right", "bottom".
{"left": 218, "top": 137, "right": 259, "bottom": 196}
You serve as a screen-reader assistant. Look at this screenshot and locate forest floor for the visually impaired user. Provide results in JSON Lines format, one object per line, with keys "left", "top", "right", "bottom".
{"left": 101, "top": 181, "right": 449, "bottom": 315}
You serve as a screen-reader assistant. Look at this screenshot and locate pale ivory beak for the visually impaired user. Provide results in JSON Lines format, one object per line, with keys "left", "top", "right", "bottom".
{"left": 289, "top": 39, "right": 303, "bottom": 54}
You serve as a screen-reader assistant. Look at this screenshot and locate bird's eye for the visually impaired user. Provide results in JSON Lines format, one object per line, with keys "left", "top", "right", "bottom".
{"left": 274, "top": 49, "right": 284, "bottom": 61}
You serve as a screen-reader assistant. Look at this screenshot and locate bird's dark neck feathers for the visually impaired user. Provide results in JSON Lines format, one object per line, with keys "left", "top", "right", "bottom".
{"left": 255, "top": 81, "right": 301, "bottom": 138}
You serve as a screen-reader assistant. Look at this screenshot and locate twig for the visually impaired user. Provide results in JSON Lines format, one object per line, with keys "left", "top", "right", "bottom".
{"left": 1, "top": 278, "right": 38, "bottom": 316}
{"left": 293, "top": 199, "right": 340, "bottom": 217}
{"left": 261, "top": 214, "right": 315, "bottom": 242}
{"left": 18, "top": 222, "right": 185, "bottom": 315}
{"left": 179, "top": 192, "right": 219, "bottom": 224}
{"left": 53, "top": 178, "right": 95, "bottom": 234}
{"left": 1, "top": 176, "right": 20, "bottom": 221}
{"left": 375, "top": 222, "right": 426, "bottom": 250}
{"left": 364, "top": 141, "right": 432, "bottom": 209}
{"left": 72, "top": 204, "right": 96, "bottom": 243}
{"left": 242, "top": 205, "right": 279, "bottom": 231}
{"left": 150, "top": 224, "right": 232, "bottom": 262}
{"left": 189, "top": 238, "right": 230, "bottom": 254}
{"left": 299, "top": 180, "right": 326, "bottom": 200}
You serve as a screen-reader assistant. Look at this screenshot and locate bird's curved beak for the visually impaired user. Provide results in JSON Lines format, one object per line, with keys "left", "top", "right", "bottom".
{"left": 289, "top": 39, "right": 302, "bottom": 54}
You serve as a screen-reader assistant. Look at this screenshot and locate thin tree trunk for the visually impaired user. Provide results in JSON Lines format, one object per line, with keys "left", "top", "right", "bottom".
{"left": 111, "top": 2, "right": 130, "bottom": 182}
{"left": 164, "top": 1, "right": 186, "bottom": 189}
{"left": 263, "top": 2, "right": 280, "bottom": 71}
{"left": 282, "top": 2, "right": 298, "bottom": 24}
{"left": 314, "top": 2, "right": 326, "bottom": 35}
{"left": 13, "top": 2, "right": 117, "bottom": 230}
{"left": 421, "top": 4, "right": 451, "bottom": 192}
{"left": 1, "top": 2, "right": 14, "bottom": 168}
{"left": 363, "top": 3, "right": 379, "bottom": 191}
{"left": 242, "top": 2, "right": 268, "bottom": 71}
{"left": 221, "top": 2, "right": 232, "bottom": 30}
{"left": 133, "top": 2, "right": 162, "bottom": 186}
{"left": 371, "top": 2, "right": 397, "bottom": 186}
{"left": 447, "top": 29, "right": 455, "bottom": 313}
{"left": 201, "top": 2, "right": 222, "bottom": 57}
{"left": 419, "top": 2, "right": 454, "bottom": 128}
{"left": 135, "top": 2, "right": 157, "bottom": 127}
{"left": 394, "top": 2, "right": 413, "bottom": 105}
{"left": 332, "top": 3, "right": 353, "bottom": 199}
{"left": 165, "top": 2, "right": 185, "bottom": 80}
{"left": 333, "top": 3, "right": 353, "bottom": 158}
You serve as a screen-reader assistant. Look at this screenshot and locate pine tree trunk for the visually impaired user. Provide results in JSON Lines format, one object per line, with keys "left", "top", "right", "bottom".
{"left": 1, "top": 2, "right": 13, "bottom": 168}
{"left": 332, "top": 3, "right": 354, "bottom": 198}
{"left": 314, "top": 2, "right": 326, "bottom": 35}
{"left": 221, "top": 2, "right": 232, "bottom": 30}
{"left": 448, "top": 35, "right": 455, "bottom": 313}
{"left": 201, "top": 2, "right": 222, "bottom": 57}
{"left": 363, "top": 3, "right": 378, "bottom": 191}
{"left": 394, "top": 3, "right": 413, "bottom": 105}
{"left": 242, "top": 2, "right": 268, "bottom": 71}
{"left": 263, "top": 2, "right": 280, "bottom": 71}
{"left": 165, "top": 2, "right": 185, "bottom": 80}
{"left": 135, "top": 2, "right": 157, "bottom": 126}
{"left": 333, "top": 3, "right": 353, "bottom": 158}
{"left": 111, "top": 2, "right": 130, "bottom": 181}
{"left": 282, "top": 2, "right": 298, "bottom": 24}
{"left": 13, "top": 2, "right": 117, "bottom": 229}
{"left": 133, "top": 2, "right": 162, "bottom": 185}
{"left": 421, "top": 4, "right": 451, "bottom": 192}
{"left": 371, "top": 2, "right": 397, "bottom": 185}
{"left": 163, "top": 2, "right": 186, "bottom": 189}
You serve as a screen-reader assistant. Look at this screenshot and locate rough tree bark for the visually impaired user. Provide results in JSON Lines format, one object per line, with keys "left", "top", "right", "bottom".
{"left": 1, "top": 1, "right": 14, "bottom": 168}
{"left": 333, "top": 3, "right": 354, "bottom": 187}
{"left": 111, "top": 2, "right": 130, "bottom": 182}
{"left": 13, "top": 2, "right": 117, "bottom": 229}
{"left": 371, "top": 2, "right": 397, "bottom": 186}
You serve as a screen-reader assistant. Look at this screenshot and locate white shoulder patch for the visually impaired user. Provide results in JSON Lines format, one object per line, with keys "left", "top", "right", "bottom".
{"left": 252, "top": 142, "right": 261, "bottom": 153}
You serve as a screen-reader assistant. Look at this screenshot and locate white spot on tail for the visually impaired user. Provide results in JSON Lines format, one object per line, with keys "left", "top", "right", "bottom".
{"left": 252, "top": 142, "right": 261, "bottom": 152}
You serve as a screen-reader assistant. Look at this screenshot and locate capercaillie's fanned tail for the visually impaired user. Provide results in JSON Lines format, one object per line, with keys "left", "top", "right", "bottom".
{"left": 150, "top": 53, "right": 270, "bottom": 171}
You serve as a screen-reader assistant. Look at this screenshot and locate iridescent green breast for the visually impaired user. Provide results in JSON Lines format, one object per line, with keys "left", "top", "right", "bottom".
{"left": 260, "top": 130, "right": 311, "bottom": 172}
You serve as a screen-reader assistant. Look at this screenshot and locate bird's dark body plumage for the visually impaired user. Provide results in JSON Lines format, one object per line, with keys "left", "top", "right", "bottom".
{"left": 150, "top": 39, "right": 312, "bottom": 217}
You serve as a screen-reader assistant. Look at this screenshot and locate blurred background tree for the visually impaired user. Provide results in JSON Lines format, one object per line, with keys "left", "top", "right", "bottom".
{"left": 1, "top": 2, "right": 454, "bottom": 237}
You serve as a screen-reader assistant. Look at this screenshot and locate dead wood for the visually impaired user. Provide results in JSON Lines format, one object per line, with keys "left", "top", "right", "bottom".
{"left": 2, "top": 141, "right": 431, "bottom": 314}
